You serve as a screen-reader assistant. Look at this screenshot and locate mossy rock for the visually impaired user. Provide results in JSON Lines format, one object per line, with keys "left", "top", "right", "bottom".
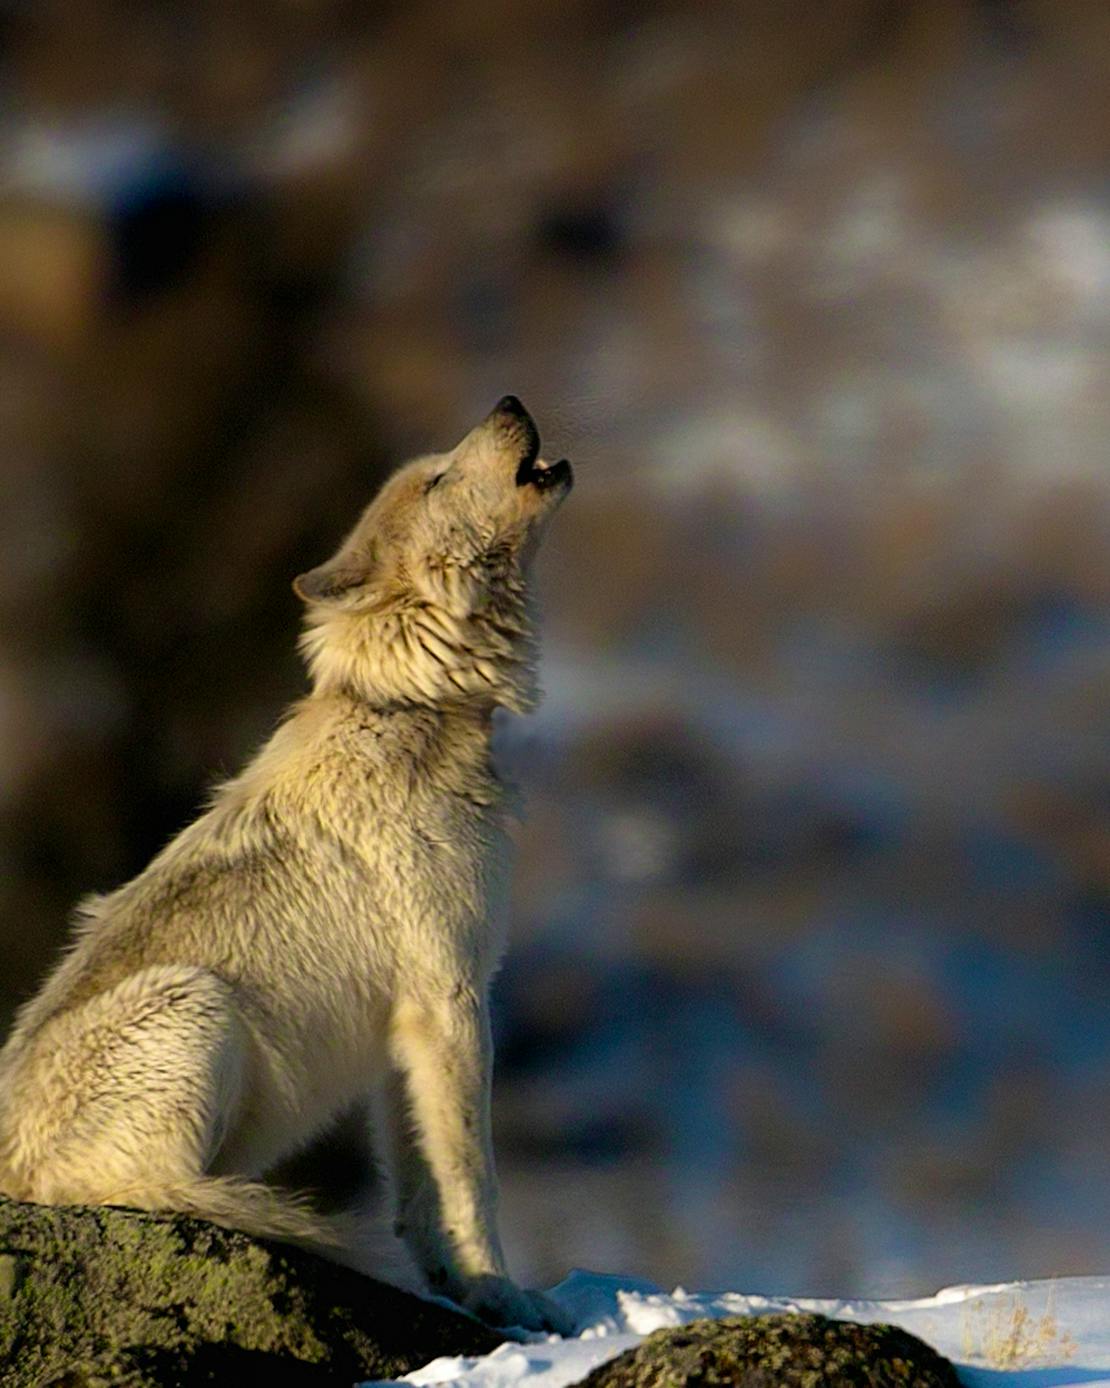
{"left": 579, "top": 1312, "right": 961, "bottom": 1388}
{"left": 0, "top": 1196, "right": 500, "bottom": 1387}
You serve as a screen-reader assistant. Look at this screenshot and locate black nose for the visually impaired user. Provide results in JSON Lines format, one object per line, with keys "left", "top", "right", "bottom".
{"left": 496, "top": 394, "right": 528, "bottom": 420}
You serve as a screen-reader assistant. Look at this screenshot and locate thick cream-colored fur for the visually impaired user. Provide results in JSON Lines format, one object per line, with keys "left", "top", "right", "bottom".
{"left": 0, "top": 400, "right": 572, "bottom": 1333}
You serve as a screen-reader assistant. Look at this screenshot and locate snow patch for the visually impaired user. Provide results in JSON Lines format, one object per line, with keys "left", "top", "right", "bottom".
{"left": 362, "top": 1274, "right": 1110, "bottom": 1388}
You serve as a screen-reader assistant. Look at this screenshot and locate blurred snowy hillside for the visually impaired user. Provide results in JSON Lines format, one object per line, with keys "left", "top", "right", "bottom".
{"left": 0, "top": 1, "right": 1107, "bottom": 1299}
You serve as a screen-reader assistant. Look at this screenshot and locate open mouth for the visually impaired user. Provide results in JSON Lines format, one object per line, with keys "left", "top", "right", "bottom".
{"left": 495, "top": 395, "right": 572, "bottom": 492}
{"left": 516, "top": 456, "right": 573, "bottom": 492}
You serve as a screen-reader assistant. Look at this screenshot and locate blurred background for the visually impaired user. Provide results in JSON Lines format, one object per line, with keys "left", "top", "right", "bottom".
{"left": 0, "top": 0, "right": 1107, "bottom": 1299}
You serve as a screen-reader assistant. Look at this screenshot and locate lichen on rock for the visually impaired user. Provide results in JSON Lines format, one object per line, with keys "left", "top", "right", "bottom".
{"left": 0, "top": 1195, "right": 500, "bottom": 1387}
{"left": 577, "top": 1311, "right": 962, "bottom": 1388}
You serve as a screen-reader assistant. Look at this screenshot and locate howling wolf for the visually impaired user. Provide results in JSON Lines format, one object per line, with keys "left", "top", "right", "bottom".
{"left": 0, "top": 396, "right": 573, "bottom": 1333}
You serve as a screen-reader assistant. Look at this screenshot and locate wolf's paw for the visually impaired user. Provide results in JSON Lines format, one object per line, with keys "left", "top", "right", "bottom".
{"left": 457, "top": 1273, "right": 574, "bottom": 1336}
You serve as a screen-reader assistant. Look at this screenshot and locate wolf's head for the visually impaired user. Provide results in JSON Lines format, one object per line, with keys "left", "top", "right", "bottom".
{"left": 294, "top": 397, "right": 572, "bottom": 712}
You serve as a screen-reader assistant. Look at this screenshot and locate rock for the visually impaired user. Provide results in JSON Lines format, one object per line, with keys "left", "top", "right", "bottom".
{"left": 577, "top": 1312, "right": 961, "bottom": 1388}
{"left": 0, "top": 1196, "right": 501, "bottom": 1387}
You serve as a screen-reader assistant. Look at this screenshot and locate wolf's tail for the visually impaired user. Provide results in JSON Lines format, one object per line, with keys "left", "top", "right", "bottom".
{"left": 0, "top": 1164, "right": 424, "bottom": 1292}
{"left": 102, "top": 1175, "right": 425, "bottom": 1292}
{"left": 122, "top": 1174, "right": 338, "bottom": 1247}
{"left": 0, "top": 1169, "right": 329, "bottom": 1244}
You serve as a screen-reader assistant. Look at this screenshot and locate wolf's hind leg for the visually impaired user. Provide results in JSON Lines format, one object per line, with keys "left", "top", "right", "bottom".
{"left": 2, "top": 967, "right": 391, "bottom": 1254}
{"left": 5, "top": 965, "right": 246, "bottom": 1210}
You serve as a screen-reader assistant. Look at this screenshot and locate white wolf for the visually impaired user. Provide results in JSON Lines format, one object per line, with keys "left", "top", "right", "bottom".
{"left": 0, "top": 397, "right": 573, "bottom": 1333}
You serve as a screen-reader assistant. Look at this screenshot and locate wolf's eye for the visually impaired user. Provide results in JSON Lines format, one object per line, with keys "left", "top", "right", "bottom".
{"left": 424, "top": 473, "right": 445, "bottom": 494}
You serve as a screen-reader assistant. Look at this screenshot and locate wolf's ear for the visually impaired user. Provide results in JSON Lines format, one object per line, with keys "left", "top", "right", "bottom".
{"left": 292, "top": 549, "right": 377, "bottom": 605}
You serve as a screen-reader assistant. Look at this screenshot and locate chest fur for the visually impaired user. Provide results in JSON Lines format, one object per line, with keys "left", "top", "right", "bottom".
{"left": 275, "top": 703, "right": 514, "bottom": 968}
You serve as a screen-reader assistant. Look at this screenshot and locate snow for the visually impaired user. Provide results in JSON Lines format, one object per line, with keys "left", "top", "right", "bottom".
{"left": 361, "top": 1273, "right": 1110, "bottom": 1388}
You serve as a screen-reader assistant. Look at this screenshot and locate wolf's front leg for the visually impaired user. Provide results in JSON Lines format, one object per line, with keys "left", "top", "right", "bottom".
{"left": 387, "top": 989, "right": 571, "bottom": 1335}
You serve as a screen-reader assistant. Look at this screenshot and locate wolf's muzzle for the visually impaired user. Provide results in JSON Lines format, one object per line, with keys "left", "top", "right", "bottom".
{"left": 491, "top": 395, "right": 540, "bottom": 469}
{"left": 491, "top": 395, "right": 571, "bottom": 492}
